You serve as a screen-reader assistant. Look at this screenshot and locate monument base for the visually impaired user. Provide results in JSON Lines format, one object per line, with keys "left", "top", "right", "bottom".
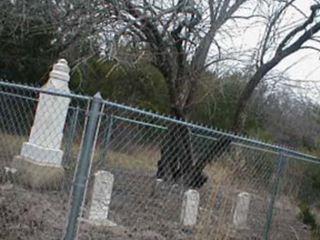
{"left": 12, "top": 155, "right": 65, "bottom": 189}
{"left": 21, "top": 142, "right": 64, "bottom": 166}
{"left": 86, "top": 219, "right": 117, "bottom": 227}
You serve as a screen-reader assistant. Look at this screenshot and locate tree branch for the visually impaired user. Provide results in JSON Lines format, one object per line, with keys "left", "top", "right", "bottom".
{"left": 233, "top": 4, "right": 320, "bottom": 131}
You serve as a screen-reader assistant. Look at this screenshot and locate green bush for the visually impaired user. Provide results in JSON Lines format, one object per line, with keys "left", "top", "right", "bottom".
{"left": 71, "top": 58, "right": 170, "bottom": 113}
{"left": 298, "top": 202, "right": 320, "bottom": 240}
{"left": 299, "top": 202, "right": 317, "bottom": 229}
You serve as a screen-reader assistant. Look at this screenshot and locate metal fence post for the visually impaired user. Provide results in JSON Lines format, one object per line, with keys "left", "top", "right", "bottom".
{"left": 63, "top": 93, "right": 103, "bottom": 240}
{"left": 64, "top": 106, "right": 80, "bottom": 166}
{"left": 264, "top": 151, "right": 286, "bottom": 240}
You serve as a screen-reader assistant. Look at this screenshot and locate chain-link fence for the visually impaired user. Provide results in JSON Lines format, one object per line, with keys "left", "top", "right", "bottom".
{"left": 0, "top": 80, "right": 319, "bottom": 240}
{"left": 0, "top": 79, "right": 90, "bottom": 240}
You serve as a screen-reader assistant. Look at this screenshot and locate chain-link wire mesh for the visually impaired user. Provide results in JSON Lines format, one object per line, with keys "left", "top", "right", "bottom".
{"left": 269, "top": 157, "right": 320, "bottom": 240}
{"left": 78, "top": 100, "right": 320, "bottom": 240}
{"left": 1, "top": 80, "right": 319, "bottom": 240}
{"left": 0, "top": 81, "right": 90, "bottom": 240}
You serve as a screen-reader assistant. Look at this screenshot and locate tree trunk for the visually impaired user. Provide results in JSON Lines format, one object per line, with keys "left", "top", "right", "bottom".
{"left": 155, "top": 61, "right": 234, "bottom": 188}
{"left": 232, "top": 58, "right": 282, "bottom": 131}
{"left": 156, "top": 102, "right": 233, "bottom": 188}
{"left": 156, "top": 122, "right": 194, "bottom": 182}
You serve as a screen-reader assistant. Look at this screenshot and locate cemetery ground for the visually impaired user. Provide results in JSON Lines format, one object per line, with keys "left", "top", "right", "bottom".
{"left": 0, "top": 134, "right": 314, "bottom": 240}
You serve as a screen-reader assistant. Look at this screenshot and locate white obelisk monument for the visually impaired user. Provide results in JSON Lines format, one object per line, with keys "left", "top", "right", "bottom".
{"left": 13, "top": 59, "right": 71, "bottom": 188}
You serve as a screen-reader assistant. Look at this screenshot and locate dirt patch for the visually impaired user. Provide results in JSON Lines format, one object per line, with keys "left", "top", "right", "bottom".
{"left": 0, "top": 183, "right": 68, "bottom": 240}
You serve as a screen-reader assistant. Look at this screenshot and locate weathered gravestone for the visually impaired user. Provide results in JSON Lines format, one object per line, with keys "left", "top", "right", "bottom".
{"left": 88, "top": 170, "right": 116, "bottom": 226}
{"left": 233, "top": 192, "right": 251, "bottom": 229}
{"left": 180, "top": 189, "right": 200, "bottom": 226}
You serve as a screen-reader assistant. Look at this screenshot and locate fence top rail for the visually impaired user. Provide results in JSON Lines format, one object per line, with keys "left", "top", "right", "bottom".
{"left": 0, "top": 80, "right": 318, "bottom": 163}
{"left": 0, "top": 80, "right": 92, "bottom": 101}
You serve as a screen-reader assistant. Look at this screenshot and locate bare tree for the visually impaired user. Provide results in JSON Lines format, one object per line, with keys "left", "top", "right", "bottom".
{"left": 232, "top": 1, "right": 320, "bottom": 131}
{"left": 106, "top": 0, "right": 249, "bottom": 116}
{"left": 102, "top": 0, "right": 250, "bottom": 187}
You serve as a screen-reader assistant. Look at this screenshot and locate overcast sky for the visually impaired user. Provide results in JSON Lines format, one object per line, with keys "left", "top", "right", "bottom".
{"left": 273, "top": 0, "right": 320, "bottom": 95}
{"left": 217, "top": 0, "right": 320, "bottom": 100}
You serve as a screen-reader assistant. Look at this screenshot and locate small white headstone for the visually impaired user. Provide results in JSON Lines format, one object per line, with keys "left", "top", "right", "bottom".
{"left": 233, "top": 192, "right": 251, "bottom": 229}
{"left": 180, "top": 189, "right": 200, "bottom": 226}
{"left": 156, "top": 178, "right": 163, "bottom": 184}
{"left": 4, "top": 166, "right": 17, "bottom": 174}
{"left": 88, "top": 171, "right": 116, "bottom": 226}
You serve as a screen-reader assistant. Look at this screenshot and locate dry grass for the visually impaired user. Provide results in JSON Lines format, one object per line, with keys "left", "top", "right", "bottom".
{"left": 0, "top": 133, "right": 314, "bottom": 239}
{"left": 95, "top": 147, "right": 159, "bottom": 172}
{"left": 195, "top": 162, "right": 234, "bottom": 240}
{"left": 12, "top": 155, "right": 65, "bottom": 189}
{"left": 62, "top": 136, "right": 160, "bottom": 173}
{"left": 0, "top": 133, "right": 27, "bottom": 166}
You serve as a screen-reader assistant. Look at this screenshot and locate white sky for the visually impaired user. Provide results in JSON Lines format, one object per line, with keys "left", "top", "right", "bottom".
{"left": 269, "top": 0, "right": 320, "bottom": 94}
{"left": 216, "top": 0, "right": 320, "bottom": 100}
